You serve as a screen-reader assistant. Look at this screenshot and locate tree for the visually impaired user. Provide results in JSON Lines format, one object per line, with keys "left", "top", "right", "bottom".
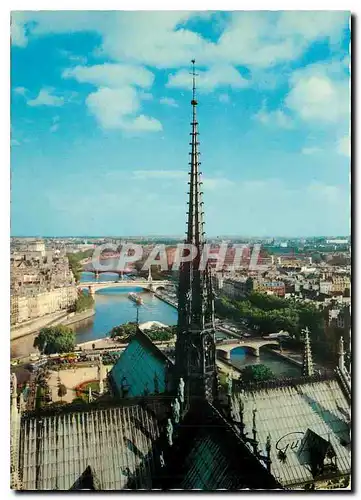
{"left": 110, "top": 322, "right": 138, "bottom": 341}
{"left": 146, "top": 325, "right": 176, "bottom": 342}
{"left": 240, "top": 364, "right": 274, "bottom": 383}
{"left": 58, "top": 384, "right": 67, "bottom": 398}
{"left": 34, "top": 325, "right": 75, "bottom": 355}
{"left": 67, "top": 254, "right": 82, "bottom": 283}
{"left": 69, "top": 291, "right": 94, "bottom": 313}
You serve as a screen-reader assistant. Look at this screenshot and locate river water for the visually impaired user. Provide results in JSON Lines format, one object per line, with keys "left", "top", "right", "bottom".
{"left": 231, "top": 348, "right": 301, "bottom": 377}
{"left": 74, "top": 272, "right": 178, "bottom": 344}
{"left": 11, "top": 271, "right": 301, "bottom": 377}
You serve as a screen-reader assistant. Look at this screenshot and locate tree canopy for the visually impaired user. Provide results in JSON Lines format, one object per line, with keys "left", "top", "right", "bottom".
{"left": 109, "top": 322, "right": 176, "bottom": 342}
{"left": 109, "top": 322, "right": 138, "bottom": 341}
{"left": 70, "top": 291, "right": 94, "bottom": 313}
{"left": 34, "top": 325, "right": 76, "bottom": 355}
{"left": 216, "top": 292, "right": 325, "bottom": 342}
{"left": 58, "top": 384, "right": 67, "bottom": 397}
{"left": 240, "top": 364, "right": 274, "bottom": 383}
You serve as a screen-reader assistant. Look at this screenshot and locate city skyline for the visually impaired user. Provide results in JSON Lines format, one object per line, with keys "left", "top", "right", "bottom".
{"left": 11, "top": 11, "right": 350, "bottom": 237}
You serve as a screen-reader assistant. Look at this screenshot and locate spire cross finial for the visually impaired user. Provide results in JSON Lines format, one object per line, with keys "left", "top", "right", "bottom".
{"left": 190, "top": 59, "right": 198, "bottom": 105}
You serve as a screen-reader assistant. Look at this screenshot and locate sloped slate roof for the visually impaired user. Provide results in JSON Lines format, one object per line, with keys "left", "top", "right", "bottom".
{"left": 19, "top": 400, "right": 167, "bottom": 490}
{"left": 232, "top": 377, "right": 351, "bottom": 488}
{"left": 109, "top": 330, "right": 172, "bottom": 398}
{"left": 156, "top": 401, "right": 283, "bottom": 491}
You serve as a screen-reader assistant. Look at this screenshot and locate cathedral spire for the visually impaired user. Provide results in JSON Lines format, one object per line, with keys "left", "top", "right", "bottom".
{"left": 175, "top": 60, "right": 217, "bottom": 404}
{"left": 302, "top": 327, "right": 314, "bottom": 377}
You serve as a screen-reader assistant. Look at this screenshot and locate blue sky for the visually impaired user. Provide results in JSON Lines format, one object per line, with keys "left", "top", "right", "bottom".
{"left": 11, "top": 11, "right": 350, "bottom": 237}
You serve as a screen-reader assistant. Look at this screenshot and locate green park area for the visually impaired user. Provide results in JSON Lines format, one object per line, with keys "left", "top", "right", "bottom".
{"left": 216, "top": 292, "right": 334, "bottom": 362}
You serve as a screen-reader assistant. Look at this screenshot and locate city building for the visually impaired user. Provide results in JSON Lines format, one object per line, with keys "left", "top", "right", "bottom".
{"left": 10, "top": 248, "right": 77, "bottom": 326}
{"left": 253, "top": 279, "right": 286, "bottom": 297}
{"left": 222, "top": 276, "right": 254, "bottom": 300}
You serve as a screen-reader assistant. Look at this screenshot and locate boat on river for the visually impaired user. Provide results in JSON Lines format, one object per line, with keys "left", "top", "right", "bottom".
{"left": 128, "top": 292, "right": 143, "bottom": 305}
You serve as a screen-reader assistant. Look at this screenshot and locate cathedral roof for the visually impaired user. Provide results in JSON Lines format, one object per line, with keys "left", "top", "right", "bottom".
{"left": 109, "top": 329, "right": 173, "bottom": 398}
{"left": 155, "top": 400, "right": 282, "bottom": 490}
{"left": 19, "top": 397, "right": 169, "bottom": 490}
{"left": 231, "top": 375, "right": 351, "bottom": 488}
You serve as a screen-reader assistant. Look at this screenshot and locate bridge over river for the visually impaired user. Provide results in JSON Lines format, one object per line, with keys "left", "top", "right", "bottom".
{"left": 216, "top": 338, "right": 280, "bottom": 359}
{"left": 78, "top": 280, "right": 170, "bottom": 296}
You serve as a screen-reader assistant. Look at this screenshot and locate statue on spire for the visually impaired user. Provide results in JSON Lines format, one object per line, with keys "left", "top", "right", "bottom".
{"left": 302, "top": 327, "right": 314, "bottom": 377}
{"left": 338, "top": 336, "right": 345, "bottom": 372}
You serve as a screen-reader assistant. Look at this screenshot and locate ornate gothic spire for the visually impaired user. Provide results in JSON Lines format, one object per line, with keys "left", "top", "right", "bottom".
{"left": 175, "top": 60, "right": 217, "bottom": 404}
{"left": 302, "top": 327, "right": 314, "bottom": 377}
{"left": 338, "top": 336, "right": 345, "bottom": 372}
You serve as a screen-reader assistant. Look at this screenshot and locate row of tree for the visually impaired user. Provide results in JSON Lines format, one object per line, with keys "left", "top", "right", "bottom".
{"left": 67, "top": 249, "right": 93, "bottom": 283}
{"left": 69, "top": 291, "right": 95, "bottom": 313}
{"left": 216, "top": 292, "right": 325, "bottom": 342}
{"left": 109, "top": 322, "right": 176, "bottom": 342}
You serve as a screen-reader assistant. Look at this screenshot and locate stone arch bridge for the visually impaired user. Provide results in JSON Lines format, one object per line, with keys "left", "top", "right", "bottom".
{"left": 78, "top": 280, "right": 170, "bottom": 296}
{"left": 216, "top": 338, "right": 280, "bottom": 359}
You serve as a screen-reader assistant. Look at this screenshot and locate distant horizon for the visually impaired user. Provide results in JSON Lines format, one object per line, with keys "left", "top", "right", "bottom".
{"left": 11, "top": 234, "right": 351, "bottom": 240}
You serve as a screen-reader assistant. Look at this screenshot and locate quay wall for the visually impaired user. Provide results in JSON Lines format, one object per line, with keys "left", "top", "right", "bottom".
{"left": 154, "top": 292, "right": 178, "bottom": 309}
{"left": 11, "top": 308, "right": 95, "bottom": 341}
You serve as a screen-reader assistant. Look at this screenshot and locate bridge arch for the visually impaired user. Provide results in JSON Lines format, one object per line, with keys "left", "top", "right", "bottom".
{"left": 216, "top": 340, "right": 280, "bottom": 360}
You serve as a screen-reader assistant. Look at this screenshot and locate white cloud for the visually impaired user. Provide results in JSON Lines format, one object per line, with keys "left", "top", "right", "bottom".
{"left": 202, "top": 177, "right": 234, "bottom": 191}
{"left": 133, "top": 170, "right": 185, "bottom": 180}
{"left": 13, "top": 86, "right": 27, "bottom": 96}
{"left": 63, "top": 63, "right": 154, "bottom": 89}
{"left": 307, "top": 182, "right": 343, "bottom": 204}
{"left": 12, "top": 11, "right": 349, "bottom": 73}
{"left": 168, "top": 65, "right": 248, "bottom": 92}
{"left": 301, "top": 147, "right": 322, "bottom": 155}
{"left": 160, "top": 97, "right": 178, "bottom": 108}
{"left": 11, "top": 13, "right": 28, "bottom": 47}
{"left": 59, "top": 49, "right": 87, "bottom": 65}
{"left": 337, "top": 135, "right": 351, "bottom": 157}
{"left": 85, "top": 87, "right": 161, "bottom": 132}
{"left": 254, "top": 102, "right": 293, "bottom": 129}
{"left": 276, "top": 11, "right": 350, "bottom": 44}
{"left": 11, "top": 139, "right": 20, "bottom": 147}
{"left": 126, "top": 115, "right": 162, "bottom": 132}
{"left": 285, "top": 64, "right": 349, "bottom": 123}
{"left": 27, "top": 88, "right": 64, "bottom": 107}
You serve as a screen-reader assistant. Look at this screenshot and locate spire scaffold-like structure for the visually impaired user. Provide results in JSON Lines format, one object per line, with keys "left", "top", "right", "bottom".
{"left": 302, "top": 327, "right": 314, "bottom": 377}
{"left": 175, "top": 60, "right": 217, "bottom": 404}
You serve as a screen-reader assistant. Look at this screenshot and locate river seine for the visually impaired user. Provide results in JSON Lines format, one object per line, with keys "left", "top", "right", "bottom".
{"left": 11, "top": 271, "right": 301, "bottom": 377}
{"left": 74, "top": 272, "right": 178, "bottom": 343}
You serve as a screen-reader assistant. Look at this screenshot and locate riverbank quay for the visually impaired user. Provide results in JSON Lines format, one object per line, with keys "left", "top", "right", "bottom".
{"left": 11, "top": 308, "right": 95, "bottom": 341}
{"left": 76, "top": 336, "right": 176, "bottom": 353}
{"left": 154, "top": 291, "right": 178, "bottom": 309}
{"left": 267, "top": 347, "right": 332, "bottom": 375}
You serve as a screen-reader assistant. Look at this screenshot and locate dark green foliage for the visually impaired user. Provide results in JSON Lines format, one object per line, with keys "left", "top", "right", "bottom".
{"left": 67, "top": 249, "right": 93, "bottom": 282}
{"left": 71, "top": 291, "right": 94, "bottom": 313}
{"left": 109, "top": 322, "right": 138, "bottom": 341}
{"left": 67, "top": 254, "right": 82, "bottom": 283}
{"left": 34, "top": 325, "right": 75, "bottom": 355}
{"left": 216, "top": 292, "right": 325, "bottom": 341}
{"left": 58, "top": 384, "right": 67, "bottom": 397}
{"left": 109, "top": 322, "right": 176, "bottom": 342}
{"left": 240, "top": 364, "right": 274, "bottom": 383}
{"left": 146, "top": 325, "right": 176, "bottom": 342}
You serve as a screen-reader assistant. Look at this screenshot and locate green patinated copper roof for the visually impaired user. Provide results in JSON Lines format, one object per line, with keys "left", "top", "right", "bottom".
{"left": 109, "top": 331, "right": 171, "bottom": 398}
